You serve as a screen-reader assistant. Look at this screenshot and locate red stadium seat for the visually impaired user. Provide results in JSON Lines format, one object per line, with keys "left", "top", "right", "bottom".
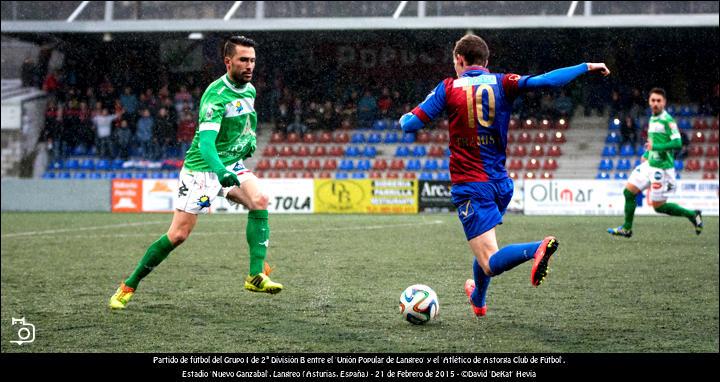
{"left": 318, "top": 131, "right": 333, "bottom": 143}
{"left": 693, "top": 118, "right": 708, "bottom": 130}
{"left": 334, "top": 132, "right": 350, "bottom": 143}
{"left": 525, "top": 158, "right": 540, "bottom": 170}
{"left": 511, "top": 145, "right": 527, "bottom": 157}
{"left": 428, "top": 146, "right": 444, "bottom": 157}
{"left": 280, "top": 145, "right": 294, "bottom": 157}
{"left": 540, "top": 119, "right": 554, "bottom": 130}
{"left": 390, "top": 159, "right": 405, "bottom": 171}
{"left": 312, "top": 145, "right": 327, "bottom": 156}
{"left": 685, "top": 159, "right": 701, "bottom": 171}
{"left": 433, "top": 132, "right": 449, "bottom": 143}
{"left": 541, "top": 171, "right": 554, "bottom": 179}
{"left": 386, "top": 171, "right": 399, "bottom": 179}
{"left": 290, "top": 159, "right": 305, "bottom": 170}
{"left": 522, "top": 118, "right": 536, "bottom": 130}
{"left": 329, "top": 146, "right": 344, "bottom": 156}
{"left": 547, "top": 145, "right": 562, "bottom": 157}
{"left": 273, "top": 159, "right": 288, "bottom": 170}
{"left": 287, "top": 132, "right": 300, "bottom": 143}
{"left": 688, "top": 146, "right": 704, "bottom": 157}
{"left": 267, "top": 171, "right": 281, "bottom": 178}
{"left": 417, "top": 131, "right": 431, "bottom": 144}
{"left": 556, "top": 118, "right": 569, "bottom": 130}
{"left": 508, "top": 159, "right": 523, "bottom": 171}
{"left": 530, "top": 145, "right": 545, "bottom": 157}
{"left": 509, "top": 118, "right": 520, "bottom": 130}
{"left": 552, "top": 131, "right": 566, "bottom": 144}
{"left": 705, "top": 145, "right": 719, "bottom": 157}
{"left": 369, "top": 171, "right": 383, "bottom": 179}
{"left": 302, "top": 170, "right": 315, "bottom": 178}
{"left": 303, "top": 133, "right": 316, "bottom": 144}
{"left": 703, "top": 172, "right": 717, "bottom": 179}
{"left": 534, "top": 132, "right": 548, "bottom": 144}
{"left": 712, "top": 118, "right": 719, "bottom": 130}
{"left": 306, "top": 159, "right": 321, "bottom": 171}
{"left": 254, "top": 170, "right": 264, "bottom": 178}
{"left": 508, "top": 171, "right": 518, "bottom": 180}
{"left": 703, "top": 160, "right": 718, "bottom": 172}
{"left": 403, "top": 172, "right": 416, "bottom": 179}
{"left": 322, "top": 159, "right": 337, "bottom": 170}
{"left": 524, "top": 172, "right": 536, "bottom": 179}
{"left": 507, "top": 132, "right": 516, "bottom": 144}
{"left": 373, "top": 159, "right": 388, "bottom": 170}
{"left": 708, "top": 132, "right": 719, "bottom": 144}
{"left": 318, "top": 171, "right": 332, "bottom": 179}
{"left": 518, "top": 132, "right": 531, "bottom": 144}
{"left": 296, "top": 145, "right": 310, "bottom": 157}
{"left": 262, "top": 145, "right": 278, "bottom": 157}
{"left": 285, "top": 171, "right": 298, "bottom": 178}
{"left": 256, "top": 159, "right": 271, "bottom": 171}
{"left": 691, "top": 131, "right": 705, "bottom": 143}
{"left": 543, "top": 158, "right": 558, "bottom": 170}
{"left": 270, "top": 132, "right": 284, "bottom": 143}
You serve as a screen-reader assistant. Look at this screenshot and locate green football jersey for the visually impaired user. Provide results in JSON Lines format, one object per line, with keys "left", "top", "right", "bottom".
{"left": 183, "top": 74, "right": 257, "bottom": 171}
{"left": 643, "top": 110, "right": 680, "bottom": 169}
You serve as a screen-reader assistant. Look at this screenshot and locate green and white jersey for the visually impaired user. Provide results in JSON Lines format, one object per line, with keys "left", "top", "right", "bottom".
{"left": 644, "top": 110, "right": 680, "bottom": 169}
{"left": 183, "top": 74, "right": 257, "bottom": 171}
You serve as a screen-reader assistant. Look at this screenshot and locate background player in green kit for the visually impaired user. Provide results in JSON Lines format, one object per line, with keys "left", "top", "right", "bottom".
{"left": 110, "top": 36, "right": 282, "bottom": 309}
{"left": 608, "top": 87, "right": 703, "bottom": 238}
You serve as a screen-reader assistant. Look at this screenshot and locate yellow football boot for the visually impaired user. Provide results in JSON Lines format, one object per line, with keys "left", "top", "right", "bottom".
{"left": 109, "top": 282, "right": 135, "bottom": 309}
{"left": 244, "top": 273, "right": 283, "bottom": 294}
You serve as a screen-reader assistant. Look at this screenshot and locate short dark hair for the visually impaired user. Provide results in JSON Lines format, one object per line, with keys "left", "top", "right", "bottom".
{"left": 649, "top": 87, "right": 666, "bottom": 99}
{"left": 223, "top": 36, "right": 257, "bottom": 58}
{"left": 453, "top": 34, "right": 489, "bottom": 66}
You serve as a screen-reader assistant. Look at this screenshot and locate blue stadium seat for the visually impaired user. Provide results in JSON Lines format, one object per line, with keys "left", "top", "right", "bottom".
{"left": 678, "top": 118, "right": 692, "bottom": 131}
{"left": 351, "top": 133, "right": 366, "bottom": 144}
{"left": 383, "top": 132, "right": 399, "bottom": 144}
{"left": 602, "top": 146, "right": 617, "bottom": 157}
{"left": 111, "top": 159, "right": 125, "bottom": 170}
{"left": 351, "top": 172, "right": 366, "bottom": 179}
{"left": 64, "top": 159, "right": 80, "bottom": 170}
{"left": 367, "top": 133, "right": 382, "bottom": 144}
{"left": 165, "top": 171, "right": 179, "bottom": 179}
{"left": 363, "top": 146, "right": 377, "bottom": 158}
{"left": 423, "top": 159, "right": 439, "bottom": 171}
{"left": 402, "top": 133, "right": 415, "bottom": 144}
{"left": 89, "top": 172, "right": 103, "bottom": 179}
{"left": 87, "top": 145, "right": 97, "bottom": 156}
{"left": 372, "top": 120, "right": 388, "bottom": 130}
{"left": 345, "top": 146, "right": 361, "bottom": 157}
{"left": 674, "top": 160, "right": 684, "bottom": 171}
{"left": 598, "top": 159, "right": 614, "bottom": 171}
{"left": 419, "top": 172, "right": 434, "bottom": 181}
{"left": 444, "top": 148, "right": 451, "bottom": 157}
{"left": 616, "top": 159, "right": 631, "bottom": 171}
{"left": 614, "top": 172, "right": 628, "bottom": 180}
{"left": 391, "top": 120, "right": 401, "bottom": 130}
{"left": 80, "top": 159, "right": 95, "bottom": 171}
{"left": 95, "top": 159, "right": 111, "bottom": 171}
{"left": 339, "top": 159, "right": 354, "bottom": 171}
{"left": 406, "top": 159, "right": 421, "bottom": 171}
{"left": 633, "top": 159, "right": 642, "bottom": 168}
{"left": 72, "top": 145, "right": 87, "bottom": 156}
{"left": 605, "top": 132, "right": 620, "bottom": 144}
{"left": 104, "top": 172, "right": 117, "bottom": 179}
{"left": 135, "top": 172, "right": 149, "bottom": 179}
{"left": 335, "top": 172, "right": 349, "bottom": 179}
{"left": 620, "top": 145, "right": 635, "bottom": 157}
{"left": 675, "top": 172, "right": 681, "bottom": 179}
{"left": 356, "top": 159, "right": 371, "bottom": 171}
{"left": 42, "top": 171, "right": 56, "bottom": 179}
{"left": 120, "top": 172, "right": 134, "bottom": 179}
{"left": 667, "top": 105, "right": 676, "bottom": 115}
{"left": 60, "top": 171, "right": 72, "bottom": 179}
{"left": 608, "top": 118, "right": 621, "bottom": 130}
{"left": 596, "top": 172, "right": 611, "bottom": 180}
{"left": 49, "top": 160, "right": 64, "bottom": 170}
{"left": 151, "top": 171, "right": 165, "bottom": 179}
{"left": 395, "top": 146, "right": 410, "bottom": 157}
{"left": 440, "top": 159, "right": 449, "bottom": 170}
{"left": 412, "top": 146, "right": 427, "bottom": 157}
{"left": 73, "top": 171, "right": 87, "bottom": 179}
{"left": 437, "top": 172, "right": 451, "bottom": 181}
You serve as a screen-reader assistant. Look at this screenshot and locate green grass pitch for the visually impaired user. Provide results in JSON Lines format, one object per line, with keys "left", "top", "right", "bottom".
{"left": 1, "top": 212, "right": 717, "bottom": 352}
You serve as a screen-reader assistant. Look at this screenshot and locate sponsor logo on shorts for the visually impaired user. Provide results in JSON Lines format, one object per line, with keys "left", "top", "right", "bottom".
{"left": 653, "top": 171, "right": 662, "bottom": 181}
{"left": 651, "top": 183, "right": 662, "bottom": 190}
{"left": 233, "top": 162, "right": 246, "bottom": 172}
{"left": 459, "top": 200, "right": 474, "bottom": 218}
{"left": 197, "top": 195, "right": 211, "bottom": 209}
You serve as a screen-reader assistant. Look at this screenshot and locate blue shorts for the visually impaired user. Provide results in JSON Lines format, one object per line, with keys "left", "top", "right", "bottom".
{"left": 451, "top": 179, "right": 514, "bottom": 241}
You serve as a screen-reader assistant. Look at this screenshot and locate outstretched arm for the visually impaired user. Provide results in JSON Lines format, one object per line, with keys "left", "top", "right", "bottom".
{"left": 519, "top": 63, "right": 610, "bottom": 89}
{"left": 399, "top": 80, "right": 448, "bottom": 133}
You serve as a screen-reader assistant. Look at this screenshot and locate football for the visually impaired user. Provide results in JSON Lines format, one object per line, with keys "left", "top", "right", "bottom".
{"left": 399, "top": 284, "right": 439, "bottom": 324}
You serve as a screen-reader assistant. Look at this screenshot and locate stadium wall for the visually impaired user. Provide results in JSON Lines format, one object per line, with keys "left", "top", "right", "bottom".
{"left": 1, "top": 179, "right": 110, "bottom": 211}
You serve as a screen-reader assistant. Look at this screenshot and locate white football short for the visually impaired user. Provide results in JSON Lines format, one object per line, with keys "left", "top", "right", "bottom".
{"left": 174, "top": 159, "right": 256, "bottom": 214}
{"left": 627, "top": 160, "right": 677, "bottom": 202}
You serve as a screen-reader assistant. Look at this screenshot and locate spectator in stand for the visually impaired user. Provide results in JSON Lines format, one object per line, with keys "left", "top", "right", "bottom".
{"left": 675, "top": 130, "right": 690, "bottom": 161}
{"left": 84, "top": 87, "right": 97, "bottom": 109}
{"left": 620, "top": 115, "right": 638, "bottom": 152}
{"left": 161, "top": 97, "right": 178, "bottom": 126}
{"left": 136, "top": 109, "right": 154, "bottom": 159}
{"left": 275, "top": 102, "right": 291, "bottom": 133}
{"left": 318, "top": 101, "right": 339, "bottom": 131}
{"left": 287, "top": 98, "right": 307, "bottom": 135}
{"left": 173, "top": 85, "right": 192, "bottom": 115}
{"left": 77, "top": 101, "right": 94, "bottom": 153}
{"left": 120, "top": 86, "right": 139, "bottom": 126}
{"left": 305, "top": 101, "right": 320, "bottom": 132}
{"left": 98, "top": 76, "right": 115, "bottom": 108}
{"left": 142, "top": 88, "right": 159, "bottom": 114}
{"left": 42, "top": 70, "right": 60, "bottom": 97}
{"left": 92, "top": 107, "right": 121, "bottom": 159}
{"left": 378, "top": 87, "right": 393, "bottom": 115}
{"left": 343, "top": 90, "right": 358, "bottom": 127}
{"left": 554, "top": 90, "right": 574, "bottom": 119}
{"left": 357, "top": 90, "right": 378, "bottom": 129}
{"left": 609, "top": 89, "right": 625, "bottom": 117}
{"left": 43, "top": 100, "right": 64, "bottom": 160}
{"left": 21, "top": 57, "right": 36, "bottom": 87}
{"left": 154, "top": 107, "right": 176, "bottom": 159}
{"left": 176, "top": 111, "right": 197, "bottom": 157}
{"left": 628, "top": 88, "right": 645, "bottom": 120}
{"left": 115, "top": 119, "right": 133, "bottom": 160}
{"left": 540, "top": 93, "right": 555, "bottom": 119}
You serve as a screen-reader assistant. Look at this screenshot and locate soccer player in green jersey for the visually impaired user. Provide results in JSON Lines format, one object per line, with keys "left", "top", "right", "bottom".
{"left": 608, "top": 87, "right": 703, "bottom": 238}
{"left": 110, "top": 36, "right": 282, "bottom": 309}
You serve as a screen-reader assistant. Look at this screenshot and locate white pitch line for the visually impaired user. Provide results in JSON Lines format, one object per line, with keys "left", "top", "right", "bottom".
{"left": 1, "top": 220, "right": 169, "bottom": 238}
{"left": 2, "top": 220, "right": 445, "bottom": 240}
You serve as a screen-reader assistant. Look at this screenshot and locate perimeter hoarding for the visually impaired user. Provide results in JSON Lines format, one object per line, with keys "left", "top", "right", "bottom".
{"left": 313, "top": 179, "right": 418, "bottom": 214}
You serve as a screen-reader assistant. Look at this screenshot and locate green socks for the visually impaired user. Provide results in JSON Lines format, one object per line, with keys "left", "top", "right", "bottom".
{"left": 622, "top": 188, "right": 636, "bottom": 230}
{"left": 247, "top": 210, "right": 270, "bottom": 276}
{"left": 125, "top": 234, "right": 175, "bottom": 289}
{"left": 654, "top": 202, "right": 695, "bottom": 219}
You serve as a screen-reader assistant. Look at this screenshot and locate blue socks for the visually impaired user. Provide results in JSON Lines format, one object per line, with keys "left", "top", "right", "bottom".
{"left": 470, "top": 241, "right": 542, "bottom": 308}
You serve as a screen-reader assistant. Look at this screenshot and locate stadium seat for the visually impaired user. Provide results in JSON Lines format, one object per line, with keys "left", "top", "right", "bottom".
{"left": 356, "top": 159, "right": 371, "bottom": 171}
{"left": 614, "top": 172, "right": 628, "bottom": 180}
{"left": 296, "top": 145, "right": 310, "bottom": 157}
{"left": 274, "top": 159, "right": 288, "bottom": 170}
{"left": 522, "top": 119, "right": 536, "bottom": 130}
{"left": 608, "top": 118, "right": 621, "bottom": 130}
{"left": 104, "top": 172, "right": 117, "bottom": 179}
{"left": 419, "top": 172, "right": 434, "bottom": 181}
{"left": 150, "top": 171, "right": 164, "bottom": 179}
{"left": 712, "top": 119, "right": 719, "bottom": 130}
{"left": 507, "top": 132, "right": 516, "bottom": 144}
{"left": 385, "top": 171, "right": 399, "bottom": 179}
{"left": 509, "top": 159, "right": 523, "bottom": 171}
{"left": 351, "top": 172, "right": 367, "bottom": 179}
{"left": 511, "top": 145, "right": 527, "bottom": 157}
{"left": 703, "top": 160, "right": 718, "bottom": 172}
{"left": 556, "top": 118, "right": 569, "bottom": 130}
{"left": 42, "top": 171, "right": 56, "bottom": 179}
{"left": 372, "top": 119, "right": 388, "bottom": 131}
{"left": 390, "top": 159, "right": 405, "bottom": 171}
{"left": 678, "top": 118, "right": 692, "bottom": 131}
{"left": 372, "top": 159, "right": 388, "bottom": 171}
{"left": 403, "top": 172, "right": 416, "bottom": 180}
{"left": 428, "top": 146, "right": 444, "bottom": 157}
{"left": 433, "top": 132, "right": 449, "bottom": 143}
{"left": 691, "top": 131, "right": 705, "bottom": 143}
{"left": 636, "top": 146, "right": 645, "bottom": 158}
{"left": 620, "top": 145, "right": 635, "bottom": 157}
{"left": 444, "top": 148, "right": 451, "bottom": 157}
{"left": 402, "top": 133, "right": 415, "bottom": 144}
{"left": 367, "top": 133, "right": 382, "bottom": 144}
{"left": 280, "top": 145, "right": 294, "bottom": 157}
{"left": 540, "top": 119, "right": 553, "bottom": 130}
{"left": 524, "top": 172, "right": 536, "bottom": 179}
{"left": 270, "top": 132, "right": 284, "bottom": 143}
{"left": 394, "top": 146, "right": 410, "bottom": 157}
{"left": 301, "top": 170, "right": 315, "bottom": 178}
{"left": 405, "top": 159, "right": 421, "bottom": 171}
{"left": 265, "top": 171, "right": 280, "bottom": 178}
{"left": 530, "top": 145, "right": 544, "bottom": 157}
{"left": 437, "top": 172, "right": 450, "bottom": 181}
{"left": 708, "top": 132, "right": 719, "bottom": 144}
{"left": 508, "top": 172, "right": 518, "bottom": 180}
{"left": 49, "top": 160, "right": 64, "bottom": 170}
{"left": 616, "top": 159, "right": 632, "bottom": 171}
{"left": 290, "top": 159, "right": 305, "bottom": 171}
{"left": 543, "top": 158, "right": 558, "bottom": 171}
{"left": 423, "top": 159, "right": 439, "bottom": 171}
{"left": 440, "top": 159, "right": 449, "bottom": 170}
{"left": 312, "top": 145, "right": 327, "bottom": 156}
{"left": 255, "top": 159, "right": 271, "bottom": 171}
{"left": 287, "top": 133, "right": 300, "bottom": 143}
{"left": 703, "top": 172, "right": 717, "bottom": 179}
{"left": 383, "top": 132, "right": 399, "bottom": 144}
{"left": 509, "top": 118, "right": 519, "bottom": 130}
{"left": 369, "top": 171, "right": 383, "bottom": 179}
{"left": 534, "top": 132, "right": 548, "bottom": 144}
{"left": 598, "top": 159, "right": 614, "bottom": 171}
{"left": 303, "top": 133, "right": 316, "bottom": 144}
{"left": 65, "top": 159, "right": 80, "bottom": 170}
{"left": 412, "top": 146, "right": 427, "bottom": 157}
{"left": 688, "top": 146, "right": 703, "bottom": 157}
{"left": 605, "top": 132, "right": 620, "bottom": 144}
{"left": 345, "top": 146, "right": 361, "bottom": 157}
{"left": 351, "top": 133, "right": 366, "bottom": 144}
{"left": 596, "top": 172, "right": 611, "bottom": 180}
{"left": 705, "top": 145, "right": 718, "bottom": 157}
{"left": 546, "top": 145, "right": 562, "bottom": 157}
{"left": 525, "top": 158, "right": 540, "bottom": 170}
{"left": 550, "top": 131, "right": 565, "bottom": 145}
{"left": 685, "top": 159, "right": 701, "bottom": 171}
{"left": 674, "top": 160, "right": 684, "bottom": 171}
{"left": 334, "top": 132, "right": 349, "bottom": 143}
{"left": 329, "top": 146, "right": 344, "bottom": 156}
{"left": 318, "top": 171, "right": 332, "bottom": 179}
{"left": 339, "top": 159, "right": 354, "bottom": 171}
{"left": 306, "top": 159, "right": 321, "bottom": 171}
{"left": 363, "top": 146, "right": 377, "bottom": 158}
{"left": 602, "top": 146, "right": 617, "bottom": 157}
{"left": 335, "top": 172, "right": 349, "bottom": 179}
{"left": 693, "top": 118, "right": 708, "bottom": 130}
{"left": 95, "top": 159, "right": 111, "bottom": 171}
{"left": 284, "top": 171, "right": 298, "bottom": 178}
{"left": 318, "top": 131, "right": 333, "bottom": 144}
{"left": 417, "top": 131, "right": 431, "bottom": 144}
{"left": 518, "top": 132, "right": 532, "bottom": 144}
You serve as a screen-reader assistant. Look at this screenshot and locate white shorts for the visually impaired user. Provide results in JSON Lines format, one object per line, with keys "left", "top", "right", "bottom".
{"left": 174, "top": 159, "right": 256, "bottom": 214}
{"left": 627, "top": 161, "right": 677, "bottom": 202}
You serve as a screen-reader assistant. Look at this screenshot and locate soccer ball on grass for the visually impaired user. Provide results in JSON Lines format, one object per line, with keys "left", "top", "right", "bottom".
{"left": 399, "top": 284, "right": 439, "bottom": 324}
